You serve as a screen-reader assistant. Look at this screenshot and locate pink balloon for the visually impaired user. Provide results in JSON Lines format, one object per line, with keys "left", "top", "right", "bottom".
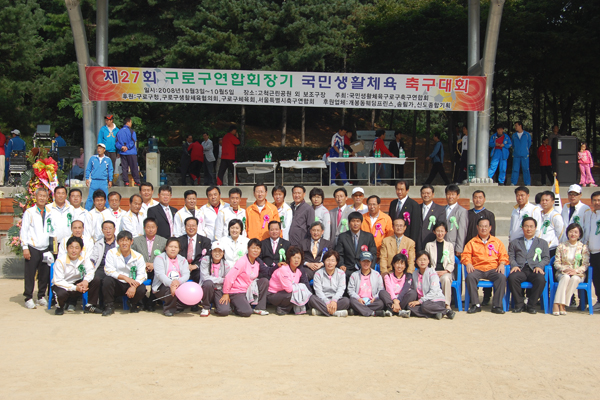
{"left": 175, "top": 282, "right": 203, "bottom": 306}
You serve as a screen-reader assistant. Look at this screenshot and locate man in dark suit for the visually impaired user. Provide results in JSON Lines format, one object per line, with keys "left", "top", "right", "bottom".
{"left": 388, "top": 180, "right": 421, "bottom": 246}
{"left": 131, "top": 217, "right": 167, "bottom": 311}
{"left": 301, "top": 221, "right": 333, "bottom": 281}
{"left": 260, "top": 220, "right": 291, "bottom": 274}
{"left": 507, "top": 217, "right": 550, "bottom": 314}
{"left": 329, "top": 187, "right": 352, "bottom": 244}
{"left": 147, "top": 185, "right": 177, "bottom": 239}
{"left": 289, "top": 185, "right": 315, "bottom": 247}
{"left": 177, "top": 217, "right": 212, "bottom": 296}
{"left": 335, "top": 212, "right": 377, "bottom": 280}
{"left": 388, "top": 130, "right": 405, "bottom": 179}
{"left": 419, "top": 184, "right": 446, "bottom": 250}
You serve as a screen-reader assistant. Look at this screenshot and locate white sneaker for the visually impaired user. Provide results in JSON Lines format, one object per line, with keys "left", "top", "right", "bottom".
{"left": 311, "top": 308, "right": 323, "bottom": 316}
{"left": 333, "top": 310, "right": 348, "bottom": 317}
{"left": 398, "top": 310, "right": 410, "bottom": 318}
{"left": 330, "top": 183, "right": 338, "bottom": 186}
{"left": 384, "top": 310, "right": 393, "bottom": 317}
{"left": 253, "top": 309, "right": 269, "bottom": 316}
{"left": 36, "top": 297, "right": 48, "bottom": 307}
{"left": 25, "top": 299, "right": 36, "bottom": 309}
{"left": 343, "top": 182, "right": 352, "bottom": 186}
{"left": 200, "top": 309, "right": 210, "bottom": 317}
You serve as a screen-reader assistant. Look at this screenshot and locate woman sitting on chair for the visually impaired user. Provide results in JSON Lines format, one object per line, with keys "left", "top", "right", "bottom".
{"left": 424, "top": 222, "right": 455, "bottom": 310}
{"left": 552, "top": 223, "right": 590, "bottom": 316}
{"left": 152, "top": 238, "right": 190, "bottom": 317}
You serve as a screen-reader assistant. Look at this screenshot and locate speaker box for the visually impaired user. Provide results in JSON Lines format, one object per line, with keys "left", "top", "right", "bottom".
{"left": 554, "top": 136, "right": 578, "bottom": 155}
{"left": 555, "top": 154, "right": 578, "bottom": 183}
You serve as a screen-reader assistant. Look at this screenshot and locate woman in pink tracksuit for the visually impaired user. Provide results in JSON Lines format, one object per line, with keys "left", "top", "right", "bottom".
{"left": 578, "top": 143, "right": 597, "bottom": 187}
{"left": 222, "top": 238, "right": 270, "bottom": 317}
{"left": 267, "top": 246, "right": 311, "bottom": 315}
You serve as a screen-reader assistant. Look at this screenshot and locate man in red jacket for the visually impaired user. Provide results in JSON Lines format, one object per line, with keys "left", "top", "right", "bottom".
{"left": 187, "top": 138, "right": 204, "bottom": 185}
{"left": 217, "top": 125, "right": 240, "bottom": 185}
{"left": 537, "top": 136, "right": 552, "bottom": 186}
{"left": 0, "top": 129, "right": 5, "bottom": 186}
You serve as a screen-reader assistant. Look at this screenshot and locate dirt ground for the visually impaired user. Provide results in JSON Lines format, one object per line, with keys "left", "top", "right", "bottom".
{"left": 0, "top": 278, "right": 598, "bottom": 400}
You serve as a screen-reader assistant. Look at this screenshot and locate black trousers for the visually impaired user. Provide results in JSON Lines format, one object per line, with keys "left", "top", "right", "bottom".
{"left": 120, "top": 154, "right": 140, "bottom": 184}
{"left": 189, "top": 160, "right": 202, "bottom": 183}
{"left": 540, "top": 166, "right": 553, "bottom": 185}
{"left": 508, "top": 267, "right": 546, "bottom": 309}
{"left": 51, "top": 285, "right": 83, "bottom": 308}
{"left": 102, "top": 277, "right": 147, "bottom": 305}
{"left": 180, "top": 159, "right": 191, "bottom": 185}
{"left": 458, "top": 150, "right": 468, "bottom": 182}
{"left": 267, "top": 291, "right": 293, "bottom": 313}
{"left": 203, "top": 161, "right": 215, "bottom": 185}
{"left": 23, "top": 247, "right": 50, "bottom": 301}
{"left": 155, "top": 284, "right": 184, "bottom": 313}
{"left": 87, "top": 266, "right": 106, "bottom": 306}
{"left": 466, "top": 269, "right": 506, "bottom": 308}
{"left": 217, "top": 159, "right": 235, "bottom": 184}
{"left": 189, "top": 268, "right": 200, "bottom": 284}
{"left": 425, "top": 162, "right": 450, "bottom": 185}
{"left": 201, "top": 281, "right": 231, "bottom": 316}
{"left": 591, "top": 253, "right": 600, "bottom": 299}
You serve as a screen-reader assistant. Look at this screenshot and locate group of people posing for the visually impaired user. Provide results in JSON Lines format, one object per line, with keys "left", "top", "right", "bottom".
{"left": 18, "top": 179, "right": 599, "bottom": 319}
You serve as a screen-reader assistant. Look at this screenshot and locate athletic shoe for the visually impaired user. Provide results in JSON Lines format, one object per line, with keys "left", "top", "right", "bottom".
{"left": 343, "top": 182, "right": 352, "bottom": 186}
{"left": 253, "top": 309, "right": 269, "bottom": 316}
{"left": 434, "top": 312, "right": 443, "bottom": 320}
{"left": 398, "top": 310, "right": 410, "bottom": 318}
{"left": 311, "top": 308, "right": 323, "bottom": 316}
{"left": 84, "top": 304, "right": 103, "bottom": 314}
{"left": 191, "top": 305, "right": 200, "bottom": 312}
{"left": 593, "top": 302, "right": 600, "bottom": 312}
{"left": 36, "top": 298, "right": 48, "bottom": 307}
{"left": 55, "top": 307, "right": 64, "bottom": 315}
{"left": 102, "top": 304, "right": 115, "bottom": 316}
{"left": 446, "top": 310, "right": 456, "bottom": 320}
{"left": 163, "top": 311, "right": 174, "bottom": 317}
{"left": 25, "top": 299, "right": 36, "bottom": 309}
{"left": 333, "top": 310, "right": 348, "bottom": 317}
{"left": 374, "top": 310, "right": 385, "bottom": 317}
{"left": 330, "top": 183, "right": 338, "bottom": 186}
{"left": 66, "top": 304, "right": 76, "bottom": 313}
{"left": 276, "top": 307, "right": 287, "bottom": 316}
{"left": 200, "top": 309, "right": 210, "bottom": 317}
{"left": 383, "top": 310, "right": 393, "bottom": 317}
{"left": 348, "top": 308, "right": 355, "bottom": 316}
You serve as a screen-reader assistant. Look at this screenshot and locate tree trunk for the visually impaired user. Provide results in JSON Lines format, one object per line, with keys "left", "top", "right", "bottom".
{"left": 281, "top": 106, "right": 287, "bottom": 146}
{"left": 559, "top": 94, "right": 574, "bottom": 135}
{"left": 411, "top": 111, "right": 417, "bottom": 158}
{"left": 493, "top": 83, "right": 498, "bottom": 129}
{"left": 586, "top": 100, "right": 591, "bottom": 146}
{"left": 507, "top": 78, "right": 512, "bottom": 132}
{"left": 425, "top": 111, "right": 431, "bottom": 170}
{"left": 592, "top": 100, "right": 597, "bottom": 160}
{"left": 371, "top": 109, "right": 376, "bottom": 130}
{"left": 241, "top": 105, "right": 246, "bottom": 146}
{"left": 301, "top": 107, "right": 306, "bottom": 147}
{"left": 389, "top": 109, "right": 395, "bottom": 129}
{"left": 532, "top": 80, "right": 540, "bottom": 147}
{"left": 552, "top": 92, "right": 559, "bottom": 129}
{"left": 341, "top": 108, "right": 345, "bottom": 126}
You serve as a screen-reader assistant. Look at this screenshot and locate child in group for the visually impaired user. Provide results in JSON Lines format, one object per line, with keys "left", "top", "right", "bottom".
{"left": 347, "top": 251, "right": 388, "bottom": 317}
{"left": 408, "top": 251, "right": 456, "bottom": 319}
{"left": 379, "top": 253, "right": 415, "bottom": 318}
{"left": 578, "top": 142, "right": 597, "bottom": 187}
{"left": 200, "top": 241, "right": 232, "bottom": 317}
{"left": 152, "top": 238, "right": 190, "bottom": 317}
{"left": 267, "top": 246, "right": 311, "bottom": 315}
{"left": 308, "top": 250, "right": 349, "bottom": 317}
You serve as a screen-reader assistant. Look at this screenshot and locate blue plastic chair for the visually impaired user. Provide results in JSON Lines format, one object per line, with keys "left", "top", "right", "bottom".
{"left": 374, "top": 263, "right": 380, "bottom": 273}
{"left": 48, "top": 263, "right": 88, "bottom": 310}
{"left": 463, "top": 263, "right": 510, "bottom": 312}
{"left": 122, "top": 278, "right": 152, "bottom": 310}
{"left": 507, "top": 263, "right": 552, "bottom": 314}
{"left": 548, "top": 256, "right": 593, "bottom": 315}
{"left": 451, "top": 256, "right": 463, "bottom": 312}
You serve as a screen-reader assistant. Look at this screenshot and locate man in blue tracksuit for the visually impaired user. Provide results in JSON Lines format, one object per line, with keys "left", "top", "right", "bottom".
{"left": 84, "top": 143, "right": 113, "bottom": 210}
{"left": 97, "top": 114, "right": 119, "bottom": 171}
{"left": 488, "top": 124, "right": 512, "bottom": 184}
{"left": 6, "top": 129, "right": 27, "bottom": 182}
{"left": 53, "top": 131, "right": 67, "bottom": 168}
{"left": 115, "top": 117, "right": 140, "bottom": 186}
{"left": 424, "top": 132, "right": 450, "bottom": 184}
{"left": 511, "top": 121, "right": 532, "bottom": 185}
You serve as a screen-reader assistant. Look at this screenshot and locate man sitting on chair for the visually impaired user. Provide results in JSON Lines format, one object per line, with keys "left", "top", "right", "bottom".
{"left": 508, "top": 217, "right": 550, "bottom": 314}
{"left": 462, "top": 217, "right": 509, "bottom": 314}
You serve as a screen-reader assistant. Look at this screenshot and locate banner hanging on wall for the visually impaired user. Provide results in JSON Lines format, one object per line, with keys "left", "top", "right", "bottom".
{"left": 86, "top": 66, "right": 486, "bottom": 111}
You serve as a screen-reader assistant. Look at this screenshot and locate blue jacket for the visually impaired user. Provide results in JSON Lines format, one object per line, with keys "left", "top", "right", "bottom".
{"left": 98, "top": 125, "right": 119, "bottom": 152}
{"left": 115, "top": 125, "right": 137, "bottom": 155}
{"left": 6, "top": 136, "right": 26, "bottom": 155}
{"left": 511, "top": 131, "right": 531, "bottom": 158}
{"left": 429, "top": 141, "right": 444, "bottom": 163}
{"left": 489, "top": 133, "right": 512, "bottom": 160}
{"left": 85, "top": 155, "right": 113, "bottom": 181}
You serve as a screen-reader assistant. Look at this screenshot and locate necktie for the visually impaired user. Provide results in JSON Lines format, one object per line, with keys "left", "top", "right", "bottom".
{"left": 166, "top": 208, "right": 173, "bottom": 235}
{"left": 397, "top": 201, "right": 401, "bottom": 215}
{"left": 187, "top": 237, "right": 194, "bottom": 263}
{"left": 423, "top": 206, "right": 427, "bottom": 221}
{"left": 337, "top": 208, "right": 342, "bottom": 225}
{"left": 272, "top": 240, "right": 277, "bottom": 254}
{"left": 354, "top": 234, "right": 358, "bottom": 251}
{"left": 312, "top": 241, "right": 318, "bottom": 259}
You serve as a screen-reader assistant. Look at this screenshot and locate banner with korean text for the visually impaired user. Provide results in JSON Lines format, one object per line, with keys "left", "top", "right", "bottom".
{"left": 86, "top": 67, "right": 486, "bottom": 111}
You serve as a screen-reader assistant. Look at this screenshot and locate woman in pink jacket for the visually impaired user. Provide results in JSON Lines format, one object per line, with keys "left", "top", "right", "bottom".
{"left": 379, "top": 253, "right": 416, "bottom": 318}
{"left": 578, "top": 142, "right": 597, "bottom": 187}
{"left": 267, "top": 246, "right": 311, "bottom": 315}
{"left": 221, "top": 238, "right": 270, "bottom": 317}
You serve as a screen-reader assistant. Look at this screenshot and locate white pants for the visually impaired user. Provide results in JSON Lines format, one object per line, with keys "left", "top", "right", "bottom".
{"left": 554, "top": 273, "right": 582, "bottom": 306}
{"left": 0, "top": 155, "right": 5, "bottom": 185}
{"left": 439, "top": 272, "right": 453, "bottom": 306}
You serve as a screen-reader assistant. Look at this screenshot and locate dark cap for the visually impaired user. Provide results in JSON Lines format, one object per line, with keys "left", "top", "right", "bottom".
{"left": 105, "top": 114, "right": 114, "bottom": 120}
{"left": 360, "top": 251, "right": 373, "bottom": 262}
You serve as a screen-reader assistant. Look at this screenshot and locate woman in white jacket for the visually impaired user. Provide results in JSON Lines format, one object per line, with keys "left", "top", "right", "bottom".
{"left": 152, "top": 238, "right": 190, "bottom": 317}
{"left": 408, "top": 251, "right": 456, "bottom": 319}
{"left": 310, "top": 187, "right": 331, "bottom": 241}
{"left": 220, "top": 219, "right": 249, "bottom": 267}
{"left": 424, "top": 222, "right": 455, "bottom": 309}
{"left": 308, "top": 250, "right": 349, "bottom": 317}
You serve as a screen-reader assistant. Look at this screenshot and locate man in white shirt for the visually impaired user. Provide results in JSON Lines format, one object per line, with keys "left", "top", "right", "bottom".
{"left": 444, "top": 184, "right": 468, "bottom": 256}
{"left": 89, "top": 189, "right": 115, "bottom": 242}
{"left": 586, "top": 191, "right": 600, "bottom": 312}
{"left": 173, "top": 190, "right": 199, "bottom": 238}
{"left": 56, "top": 220, "right": 93, "bottom": 260}
{"left": 46, "top": 185, "right": 74, "bottom": 255}
{"left": 197, "top": 186, "right": 229, "bottom": 241}
{"left": 101, "top": 230, "right": 147, "bottom": 316}
{"left": 120, "top": 194, "right": 146, "bottom": 237}
{"left": 537, "top": 190, "right": 564, "bottom": 257}
{"left": 139, "top": 182, "right": 158, "bottom": 215}
{"left": 86, "top": 220, "right": 118, "bottom": 313}
{"left": 69, "top": 188, "right": 93, "bottom": 240}
{"left": 349, "top": 187, "right": 368, "bottom": 215}
{"left": 214, "top": 187, "right": 246, "bottom": 240}
{"left": 272, "top": 185, "right": 293, "bottom": 241}
{"left": 108, "top": 191, "right": 126, "bottom": 232}
{"left": 561, "top": 184, "right": 590, "bottom": 242}
{"left": 419, "top": 184, "right": 445, "bottom": 250}
{"left": 329, "top": 187, "right": 352, "bottom": 244}
{"left": 20, "top": 188, "right": 52, "bottom": 309}
{"left": 509, "top": 186, "right": 542, "bottom": 243}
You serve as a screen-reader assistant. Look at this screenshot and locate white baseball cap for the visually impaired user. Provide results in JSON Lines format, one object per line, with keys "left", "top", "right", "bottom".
{"left": 97, "top": 143, "right": 106, "bottom": 149}
{"left": 212, "top": 242, "right": 224, "bottom": 251}
{"left": 10, "top": 129, "right": 20, "bottom": 135}
{"left": 568, "top": 184, "right": 582, "bottom": 194}
{"left": 352, "top": 187, "right": 364, "bottom": 195}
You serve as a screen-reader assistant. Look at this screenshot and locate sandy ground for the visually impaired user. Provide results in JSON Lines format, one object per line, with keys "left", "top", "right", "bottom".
{"left": 0, "top": 278, "right": 598, "bottom": 400}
